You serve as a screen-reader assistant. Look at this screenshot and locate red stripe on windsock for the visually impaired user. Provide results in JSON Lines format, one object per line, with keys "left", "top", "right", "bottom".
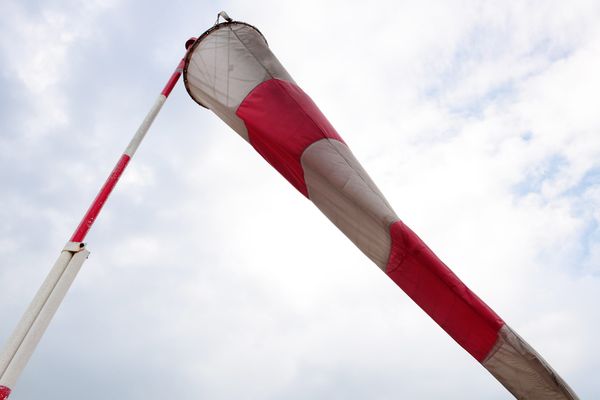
{"left": 236, "top": 79, "right": 344, "bottom": 196}
{"left": 0, "top": 386, "right": 11, "bottom": 400}
{"left": 236, "top": 77, "right": 503, "bottom": 362}
{"left": 386, "top": 220, "right": 503, "bottom": 361}
{"left": 70, "top": 153, "right": 131, "bottom": 242}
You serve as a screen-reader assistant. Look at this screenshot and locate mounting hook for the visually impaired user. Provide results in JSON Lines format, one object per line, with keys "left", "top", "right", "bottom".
{"left": 215, "top": 11, "right": 233, "bottom": 25}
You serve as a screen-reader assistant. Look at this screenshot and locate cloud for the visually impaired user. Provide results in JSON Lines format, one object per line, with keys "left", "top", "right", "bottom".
{"left": 1, "top": 1, "right": 599, "bottom": 399}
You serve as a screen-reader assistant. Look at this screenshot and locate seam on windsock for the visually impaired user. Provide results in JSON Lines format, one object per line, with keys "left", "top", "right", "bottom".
{"left": 269, "top": 78, "right": 396, "bottom": 218}
{"left": 188, "top": 57, "right": 215, "bottom": 98}
{"left": 224, "top": 27, "right": 232, "bottom": 107}
{"left": 313, "top": 136, "right": 394, "bottom": 218}
{"left": 482, "top": 325, "right": 504, "bottom": 364}
{"left": 229, "top": 25, "right": 275, "bottom": 81}
{"left": 280, "top": 82, "right": 394, "bottom": 212}
{"left": 302, "top": 138, "right": 397, "bottom": 231}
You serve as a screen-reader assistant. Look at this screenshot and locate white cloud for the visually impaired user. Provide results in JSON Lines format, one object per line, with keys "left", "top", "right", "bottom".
{"left": 1, "top": 1, "right": 599, "bottom": 399}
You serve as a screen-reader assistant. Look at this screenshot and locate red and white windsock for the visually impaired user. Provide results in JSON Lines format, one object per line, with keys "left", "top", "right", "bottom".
{"left": 183, "top": 13, "right": 579, "bottom": 399}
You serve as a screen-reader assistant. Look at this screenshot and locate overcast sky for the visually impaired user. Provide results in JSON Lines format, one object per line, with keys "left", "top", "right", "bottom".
{"left": 1, "top": 0, "right": 599, "bottom": 399}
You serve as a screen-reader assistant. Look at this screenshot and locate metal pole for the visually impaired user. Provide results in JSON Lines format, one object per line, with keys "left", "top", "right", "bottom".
{"left": 70, "top": 57, "right": 186, "bottom": 243}
{"left": 0, "top": 39, "right": 196, "bottom": 400}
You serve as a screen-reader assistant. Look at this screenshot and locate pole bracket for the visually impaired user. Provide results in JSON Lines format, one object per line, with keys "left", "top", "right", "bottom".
{"left": 63, "top": 241, "right": 87, "bottom": 253}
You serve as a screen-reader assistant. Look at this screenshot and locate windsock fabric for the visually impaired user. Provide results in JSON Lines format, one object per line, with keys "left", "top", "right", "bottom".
{"left": 183, "top": 20, "right": 578, "bottom": 400}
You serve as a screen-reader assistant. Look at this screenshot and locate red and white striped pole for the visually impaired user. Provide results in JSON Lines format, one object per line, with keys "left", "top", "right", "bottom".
{"left": 0, "top": 39, "right": 196, "bottom": 400}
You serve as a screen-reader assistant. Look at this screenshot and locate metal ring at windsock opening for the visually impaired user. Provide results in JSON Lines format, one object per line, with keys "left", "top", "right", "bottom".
{"left": 183, "top": 20, "right": 268, "bottom": 111}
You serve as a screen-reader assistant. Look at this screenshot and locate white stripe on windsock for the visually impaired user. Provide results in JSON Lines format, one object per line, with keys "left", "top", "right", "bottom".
{"left": 301, "top": 138, "right": 398, "bottom": 270}
{"left": 183, "top": 22, "right": 293, "bottom": 142}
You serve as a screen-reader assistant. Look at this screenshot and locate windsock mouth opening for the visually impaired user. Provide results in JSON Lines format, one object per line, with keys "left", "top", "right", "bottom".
{"left": 182, "top": 20, "right": 267, "bottom": 109}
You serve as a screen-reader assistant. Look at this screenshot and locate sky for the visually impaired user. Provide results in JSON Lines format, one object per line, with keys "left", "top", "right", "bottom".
{"left": 1, "top": 0, "right": 599, "bottom": 399}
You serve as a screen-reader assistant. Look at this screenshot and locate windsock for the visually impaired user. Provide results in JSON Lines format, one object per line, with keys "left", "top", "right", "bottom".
{"left": 183, "top": 14, "right": 578, "bottom": 399}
